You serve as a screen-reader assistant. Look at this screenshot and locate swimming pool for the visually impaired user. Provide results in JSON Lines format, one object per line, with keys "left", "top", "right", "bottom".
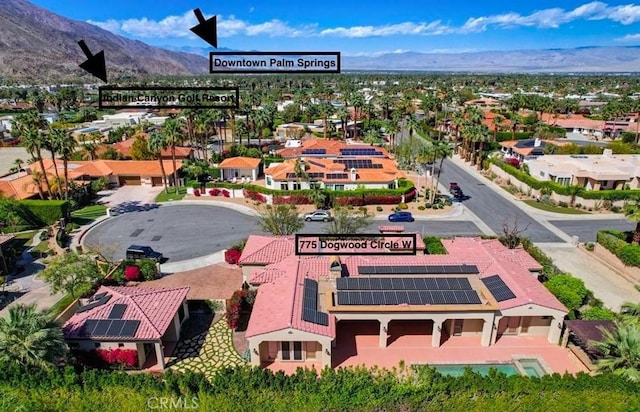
{"left": 432, "top": 363, "right": 520, "bottom": 377}
{"left": 429, "top": 358, "right": 548, "bottom": 377}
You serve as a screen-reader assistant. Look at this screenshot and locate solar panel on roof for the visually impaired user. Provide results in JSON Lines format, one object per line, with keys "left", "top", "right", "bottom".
{"left": 75, "top": 294, "right": 112, "bottom": 313}
{"left": 326, "top": 173, "right": 348, "bottom": 179}
{"left": 361, "top": 291, "right": 374, "bottom": 305}
{"left": 120, "top": 320, "right": 140, "bottom": 337}
{"left": 442, "top": 290, "right": 457, "bottom": 304}
{"left": 466, "top": 290, "right": 482, "bottom": 304}
{"left": 407, "top": 291, "right": 422, "bottom": 305}
{"left": 358, "top": 266, "right": 376, "bottom": 274}
{"left": 106, "top": 319, "right": 126, "bottom": 336}
{"left": 431, "top": 291, "right": 446, "bottom": 304}
{"left": 371, "top": 291, "right": 384, "bottom": 304}
{"left": 396, "top": 291, "right": 410, "bottom": 304}
{"left": 481, "top": 275, "right": 516, "bottom": 302}
{"left": 92, "top": 320, "right": 111, "bottom": 336}
{"left": 391, "top": 278, "right": 405, "bottom": 290}
{"left": 402, "top": 278, "right": 416, "bottom": 290}
{"left": 370, "top": 278, "right": 382, "bottom": 290}
{"left": 108, "top": 304, "right": 127, "bottom": 319}
{"left": 82, "top": 319, "right": 99, "bottom": 336}
{"left": 314, "top": 312, "right": 329, "bottom": 326}
{"left": 301, "top": 278, "right": 331, "bottom": 325}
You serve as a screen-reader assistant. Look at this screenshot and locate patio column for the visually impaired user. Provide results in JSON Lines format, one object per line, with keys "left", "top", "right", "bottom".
{"left": 432, "top": 320, "right": 443, "bottom": 347}
{"left": 183, "top": 301, "right": 190, "bottom": 321}
{"left": 173, "top": 312, "right": 181, "bottom": 339}
{"left": 379, "top": 320, "right": 389, "bottom": 348}
{"left": 321, "top": 340, "right": 332, "bottom": 367}
{"left": 548, "top": 316, "right": 563, "bottom": 344}
{"left": 481, "top": 317, "right": 493, "bottom": 347}
{"left": 248, "top": 340, "right": 261, "bottom": 366}
{"left": 155, "top": 341, "right": 165, "bottom": 370}
{"left": 490, "top": 317, "right": 500, "bottom": 345}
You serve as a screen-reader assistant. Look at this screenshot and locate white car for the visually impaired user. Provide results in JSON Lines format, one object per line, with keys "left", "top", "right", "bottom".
{"left": 303, "top": 210, "right": 332, "bottom": 222}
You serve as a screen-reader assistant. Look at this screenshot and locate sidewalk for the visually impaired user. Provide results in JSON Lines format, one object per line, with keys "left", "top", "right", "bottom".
{"left": 537, "top": 243, "right": 640, "bottom": 311}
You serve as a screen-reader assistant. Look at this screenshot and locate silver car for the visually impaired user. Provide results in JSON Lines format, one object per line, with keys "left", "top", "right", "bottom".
{"left": 303, "top": 210, "right": 332, "bottom": 222}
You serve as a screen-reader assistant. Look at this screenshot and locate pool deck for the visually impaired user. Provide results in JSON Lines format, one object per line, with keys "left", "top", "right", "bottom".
{"left": 267, "top": 334, "right": 587, "bottom": 376}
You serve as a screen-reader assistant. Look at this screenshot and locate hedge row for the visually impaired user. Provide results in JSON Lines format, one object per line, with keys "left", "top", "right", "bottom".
{"left": 596, "top": 230, "right": 640, "bottom": 267}
{"left": 492, "top": 159, "right": 640, "bottom": 200}
{"left": 19, "top": 200, "right": 69, "bottom": 225}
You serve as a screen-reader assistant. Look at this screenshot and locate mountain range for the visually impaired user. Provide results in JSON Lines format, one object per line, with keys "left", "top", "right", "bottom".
{"left": 2, "top": 0, "right": 640, "bottom": 81}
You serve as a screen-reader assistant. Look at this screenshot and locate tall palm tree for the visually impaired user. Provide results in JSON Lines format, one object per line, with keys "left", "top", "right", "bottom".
{"left": 493, "top": 115, "right": 505, "bottom": 142}
{"left": 57, "top": 130, "right": 77, "bottom": 199}
{"left": 336, "top": 106, "right": 350, "bottom": 140}
{"left": 11, "top": 158, "right": 24, "bottom": 173}
{"left": 253, "top": 107, "right": 272, "bottom": 148}
{"left": 511, "top": 113, "right": 523, "bottom": 140}
{"left": 431, "top": 140, "right": 454, "bottom": 203}
{"left": 319, "top": 103, "right": 335, "bottom": 139}
{"left": 385, "top": 117, "right": 400, "bottom": 152}
{"left": 293, "top": 158, "right": 308, "bottom": 188}
{"left": 23, "top": 170, "right": 45, "bottom": 200}
{"left": 148, "top": 131, "right": 170, "bottom": 193}
{"left": 43, "top": 128, "right": 63, "bottom": 199}
{"left": 162, "top": 117, "right": 183, "bottom": 187}
{"left": 0, "top": 304, "right": 68, "bottom": 370}
{"left": 474, "top": 125, "right": 492, "bottom": 170}
{"left": 406, "top": 113, "right": 419, "bottom": 145}
{"left": 22, "top": 128, "right": 53, "bottom": 198}
{"left": 351, "top": 92, "right": 365, "bottom": 140}
{"left": 590, "top": 322, "right": 640, "bottom": 381}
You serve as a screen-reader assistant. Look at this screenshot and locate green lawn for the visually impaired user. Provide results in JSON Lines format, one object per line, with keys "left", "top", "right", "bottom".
{"left": 70, "top": 204, "right": 107, "bottom": 225}
{"left": 47, "top": 293, "right": 75, "bottom": 318}
{"left": 523, "top": 200, "right": 590, "bottom": 214}
{"left": 155, "top": 187, "right": 187, "bottom": 202}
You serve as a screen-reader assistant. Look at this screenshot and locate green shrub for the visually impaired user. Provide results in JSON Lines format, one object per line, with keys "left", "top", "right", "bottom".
{"left": 137, "top": 259, "right": 159, "bottom": 281}
{"left": 424, "top": 203, "right": 432, "bottom": 208}
{"left": 398, "top": 203, "right": 408, "bottom": 210}
{"left": 424, "top": 236, "right": 447, "bottom": 254}
{"left": 611, "top": 206, "right": 621, "bottom": 213}
{"left": 558, "top": 201, "right": 568, "bottom": 208}
{"left": 418, "top": 206, "right": 425, "bottom": 210}
{"left": 544, "top": 275, "right": 588, "bottom": 312}
{"left": 376, "top": 206, "right": 383, "bottom": 212}
{"left": 581, "top": 306, "right": 617, "bottom": 321}
{"left": 619, "top": 245, "right": 640, "bottom": 267}
{"left": 584, "top": 242, "right": 595, "bottom": 251}
{"left": 19, "top": 200, "right": 70, "bottom": 225}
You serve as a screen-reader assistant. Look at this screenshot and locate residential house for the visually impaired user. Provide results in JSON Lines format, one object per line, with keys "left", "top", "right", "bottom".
{"left": 527, "top": 149, "right": 640, "bottom": 190}
{"left": 464, "top": 98, "right": 504, "bottom": 109}
{"left": 264, "top": 157, "right": 404, "bottom": 191}
{"left": 219, "top": 157, "right": 262, "bottom": 182}
{"left": 243, "top": 236, "right": 569, "bottom": 371}
{"left": 500, "top": 138, "right": 569, "bottom": 163}
{"left": 110, "top": 136, "right": 194, "bottom": 160}
{"left": 276, "top": 138, "right": 388, "bottom": 159}
{"left": 61, "top": 286, "right": 190, "bottom": 370}
{"left": 540, "top": 113, "right": 603, "bottom": 138}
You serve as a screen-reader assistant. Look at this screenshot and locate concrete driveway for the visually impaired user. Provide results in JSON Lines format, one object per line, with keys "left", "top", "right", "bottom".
{"left": 0, "top": 147, "right": 30, "bottom": 175}
{"left": 96, "top": 186, "right": 163, "bottom": 209}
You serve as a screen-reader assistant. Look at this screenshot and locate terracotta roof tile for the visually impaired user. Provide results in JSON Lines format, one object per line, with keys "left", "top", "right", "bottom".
{"left": 63, "top": 286, "right": 189, "bottom": 341}
{"left": 219, "top": 157, "right": 262, "bottom": 169}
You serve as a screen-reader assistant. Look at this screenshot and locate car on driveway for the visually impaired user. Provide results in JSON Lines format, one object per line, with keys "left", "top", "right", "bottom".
{"left": 388, "top": 211, "right": 415, "bottom": 222}
{"left": 126, "top": 245, "right": 163, "bottom": 262}
{"left": 303, "top": 210, "right": 332, "bottom": 222}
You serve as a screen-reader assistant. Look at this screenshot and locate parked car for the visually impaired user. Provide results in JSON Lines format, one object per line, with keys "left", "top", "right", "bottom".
{"left": 303, "top": 210, "right": 332, "bottom": 222}
{"left": 388, "top": 211, "right": 415, "bottom": 222}
{"left": 126, "top": 245, "right": 163, "bottom": 262}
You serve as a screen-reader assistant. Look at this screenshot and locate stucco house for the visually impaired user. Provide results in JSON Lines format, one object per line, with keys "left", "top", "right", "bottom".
{"left": 243, "top": 236, "right": 567, "bottom": 371}
{"left": 219, "top": 157, "right": 262, "bottom": 182}
{"left": 62, "top": 286, "right": 190, "bottom": 370}
{"left": 526, "top": 149, "right": 640, "bottom": 190}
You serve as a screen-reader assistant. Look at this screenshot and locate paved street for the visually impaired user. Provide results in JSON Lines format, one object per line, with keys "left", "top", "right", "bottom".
{"left": 83, "top": 204, "right": 263, "bottom": 262}
{"left": 301, "top": 219, "right": 484, "bottom": 237}
{"left": 549, "top": 219, "right": 634, "bottom": 243}
{"left": 439, "top": 159, "right": 565, "bottom": 243}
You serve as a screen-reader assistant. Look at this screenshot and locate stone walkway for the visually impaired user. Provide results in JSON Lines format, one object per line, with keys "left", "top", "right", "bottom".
{"left": 168, "top": 318, "right": 247, "bottom": 379}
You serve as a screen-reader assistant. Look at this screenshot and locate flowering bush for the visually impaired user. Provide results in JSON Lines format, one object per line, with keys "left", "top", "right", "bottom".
{"left": 243, "top": 189, "right": 266, "bottom": 202}
{"left": 364, "top": 195, "right": 402, "bottom": 205}
{"left": 404, "top": 188, "right": 417, "bottom": 202}
{"left": 504, "top": 157, "right": 521, "bottom": 169}
{"left": 209, "top": 188, "right": 221, "bottom": 196}
{"left": 222, "top": 189, "right": 230, "bottom": 198}
{"left": 225, "top": 289, "right": 257, "bottom": 330}
{"left": 96, "top": 348, "right": 138, "bottom": 368}
{"left": 194, "top": 189, "right": 201, "bottom": 197}
{"left": 335, "top": 196, "right": 364, "bottom": 206}
{"left": 225, "top": 249, "right": 242, "bottom": 264}
{"left": 273, "top": 194, "right": 310, "bottom": 205}
{"left": 124, "top": 266, "right": 141, "bottom": 281}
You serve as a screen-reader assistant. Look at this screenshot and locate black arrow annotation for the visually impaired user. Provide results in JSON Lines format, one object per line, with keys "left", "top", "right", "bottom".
{"left": 190, "top": 8, "right": 218, "bottom": 49}
{"left": 78, "top": 40, "right": 107, "bottom": 83}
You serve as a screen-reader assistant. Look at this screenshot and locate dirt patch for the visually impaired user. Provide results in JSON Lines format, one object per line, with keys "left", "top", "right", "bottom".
{"left": 143, "top": 263, "right": 243, "bottom": 300}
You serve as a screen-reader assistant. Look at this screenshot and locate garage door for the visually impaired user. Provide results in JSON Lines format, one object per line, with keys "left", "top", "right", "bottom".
{"left": 151, "top": 177, "right": 163, "bottom": 186}
{"left": 119, "top": 176, "right": 141, "bottom": 186}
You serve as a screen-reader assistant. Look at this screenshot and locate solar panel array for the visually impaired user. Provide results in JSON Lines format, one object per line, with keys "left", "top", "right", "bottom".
{"left": 302, "top": 149, "right": 327, "bottom": 155}
{"left": 80, "top": 319, "right": 141, "bottom": 338}
{"left": 358, "top": 265, "right": 479, "bottom": 275}
{"left": 334, "top": 159, "right": 383, "bottom": 169}
{"left": 75, "top": 293, "right": 112, "bottom": 314}
{"left": 301, "top": 279, "right": 329, "bottom": 326}
{"left": 336, "top": 277, "right": 472, "bottom": 291}
{"left": 481, "top": 275, "right": 517, "bottom": 302}
{"left": 336, "top": 290, "right": 481, "bottom": 305}
{"left": 326, "top": 173, "right": 348, "bottom": 179}
{"left": 340, "top": 148, "right": 384, "bottom": 156}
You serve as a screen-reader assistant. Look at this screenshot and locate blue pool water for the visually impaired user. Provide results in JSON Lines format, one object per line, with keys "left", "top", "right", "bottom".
{"left": 433, "top": 363, "right": 520, "bottom": 377}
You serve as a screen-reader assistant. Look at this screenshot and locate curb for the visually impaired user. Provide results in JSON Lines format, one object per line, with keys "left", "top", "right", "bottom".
{"left": 161, "top": 199, "right": 260, "bottom": 217}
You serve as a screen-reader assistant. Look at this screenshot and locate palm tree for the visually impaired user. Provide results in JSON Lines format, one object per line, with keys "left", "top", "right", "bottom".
{"left": 351, "top": 92, "right": 365, "bottom": 140}
{"left": 621, "top": 302, "right": 640, "bottom": 318}
{"left": 162, "top": 117, "right": 183, "bottom": 187}
{"left": 253, "top": 107, "right": 272, "bottom": 148}
{"left": 511, "top": 113, "right": 523, "bottom": 140}
{"left": 385, "top": 117, "right": 400, "bottom": 152}
{"left": 319, "top": 103, "right": 335, "bottom": 139}
{"left": 148, "top": 131, "right": 170, "bottom": 193}
{"left": 22, "top": 128, "right": 53, "bottom": 198}
{"left": 474, "top": 125, "right": 492, "bottom": 170}
{"left": 336, "top": 106, "right": 350, "bottom": 140}
{"left": 10, "top": 158, "right": 24, "bottom": 173}
{"left": 57, "top": 130, "right": 77, "bottom": 199}
{"left": 43, "top": 128, "right": 63, "bottom": 199}
{"left": 493, "top": 115, "right": 505, "bottom": 142}
{"left": 406, "top": 113, "right": 419, "bottom": 145}
{"left": 23, "top": 170, "right": 45, "bottom": 200}
{"left": 431, "top": 140, "right": 454, "bottom": 203}
{"left": 590, "top": 322, "right": 640, "bottom": 381}
{"left": 293, "top": 158, "right": 308, "bottom": 183}
{"left": 0, "top": 304, "right": 68, "bottom": 370}
{"left": 233, "top": 119, "right": 249, "bottom": 147}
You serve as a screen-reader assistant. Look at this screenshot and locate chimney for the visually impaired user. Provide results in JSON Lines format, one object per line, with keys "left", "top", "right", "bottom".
{"left": 534, "top": 138, "right": 542, "bottom": 147}
{"left": 350, "top": 167, "right": 357, "bottom": 181}
{"left": 603, "top": 148, "right": 612, "bottom": 158}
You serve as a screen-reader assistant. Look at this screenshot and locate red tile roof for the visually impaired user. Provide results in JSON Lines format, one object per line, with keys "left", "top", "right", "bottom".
{"left": 276, "top": 138, "right": 389, "bottom": 158}
{"left": 219, "top": 157, "right": 262, "bottom": 169}
{"left": 63, "top": 286, "right": 189, "bottom": 341}
{"left": 112, "top": 136, "right": 193, "bottom": 159}
{"left": 245, "top": 236, "right": 565, "bottom": 338}
{"left": 266, "top": 157, "right": 402, "bottom": 184}
{"left": 239, "top": 235, "right": 296, "bottom": 265}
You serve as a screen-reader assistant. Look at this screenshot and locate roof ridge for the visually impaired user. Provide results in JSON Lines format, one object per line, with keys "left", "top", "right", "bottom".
{"left": 126, "top": 293, "right": 164, "bottom": 338}
{"left": 288, "top": 258, "right": 301, "bottom": 329}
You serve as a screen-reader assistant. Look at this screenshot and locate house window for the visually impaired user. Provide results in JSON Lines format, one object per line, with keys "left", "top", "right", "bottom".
{"left": 281, "top": 341, "right": 303, "bottom": 361}
{"left": 266, "top": 176, "right": 272, "bottom": 186}
{"left": 602, "top": 181, "right": 608, "bottom": 187}
{"left": 118, "top": 343, "right": 125, "bottom": 348}
{"left": 325, "top": 184, "right": 334, "bottom": 190}
{"left": 280, "top": 183, "right": 288, "bottom": 191}
{"left": 292, "top": 183, "right": 301, "bottom": 191}
{"left": 388, "top": 183, "right": 396, "bottom": 189}
{"left": 556, "top": 177, "right": 570, "bottom": 186}
{"left": 334, "top": 184, "right": 345, "bottom": 191}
